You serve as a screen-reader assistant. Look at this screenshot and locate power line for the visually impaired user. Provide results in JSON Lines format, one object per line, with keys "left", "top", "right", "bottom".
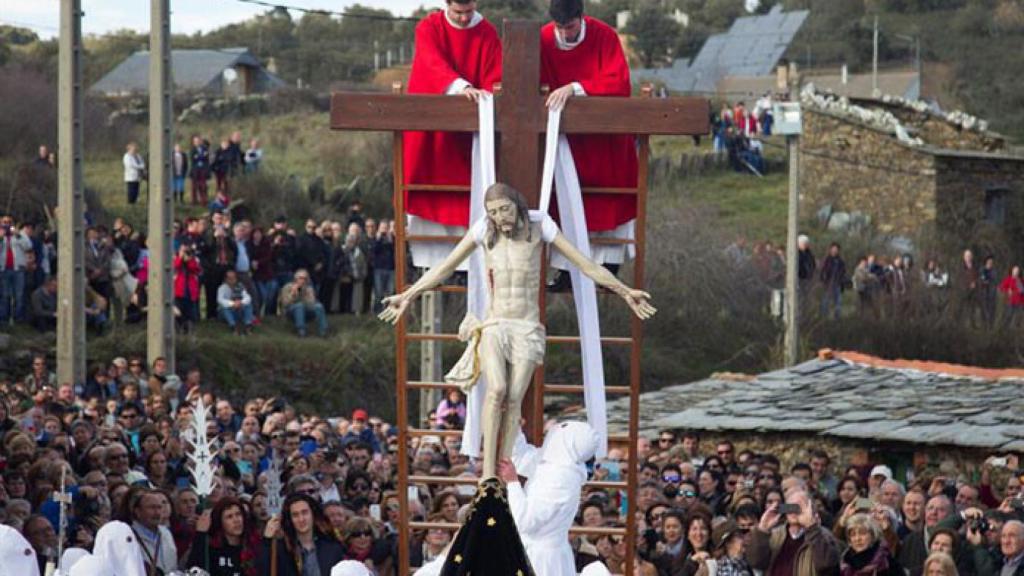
{"left": 234, "top": 0, "right": 420, "bottom": 22}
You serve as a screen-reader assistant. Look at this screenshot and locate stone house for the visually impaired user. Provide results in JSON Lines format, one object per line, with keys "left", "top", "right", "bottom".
{"left": 91, "top": 48, "right": 285, "bottom": 98}
{"left": 798, "top": 90, "right": 1024, "bottom": 251}
{"left": 606, "top": 351, "right": 1024, "bottom": 484}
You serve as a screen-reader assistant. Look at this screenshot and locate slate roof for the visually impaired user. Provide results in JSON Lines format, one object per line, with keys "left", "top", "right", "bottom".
{"left": 633, "top": 5, "right": 809, "bottom": 94}
{"left": 608, "top": 356, "right": 1024, "bottom": 451}
{"left": 91, "top": 48, "right": 285, "bottom": 95}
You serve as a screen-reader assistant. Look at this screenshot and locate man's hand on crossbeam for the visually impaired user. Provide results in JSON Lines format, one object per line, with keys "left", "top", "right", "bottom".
{"left": 545, "top": 84, "right": 576, "bottom": 111}
{"left": 461, "top": 86, "right": 491, "bottom": 103}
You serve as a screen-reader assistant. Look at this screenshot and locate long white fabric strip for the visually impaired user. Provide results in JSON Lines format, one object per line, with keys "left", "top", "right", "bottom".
{"left": 539, "top": 106, "right": 608, "bottom": 458}
{"left": 461, "top": 94, "right": 495, "bottom": 457}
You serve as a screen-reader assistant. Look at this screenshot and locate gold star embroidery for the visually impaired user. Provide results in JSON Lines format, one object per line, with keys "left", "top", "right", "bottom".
{"left": 487, "top": 517, "right": 497, "bottom": 527}
{"left": 517, "top": 571, "right": 524, "bottom": 576}
{"left": 454, "top": 554, "right": 463, "bottom": 564}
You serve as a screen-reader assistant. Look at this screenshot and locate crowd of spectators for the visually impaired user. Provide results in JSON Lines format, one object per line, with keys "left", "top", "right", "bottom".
{"left": 712, "top": 95, "right": 778, "bottom": 176}
{"left": 121, "top": 130, "right": 263, "bottom": 208}
{"left": 725, "top": 235, "right": 1024, "bottom": 328}
{"left": 2, "top": 351, "right": 1023, "bottom": 576}
{"left": 0, "top": 205, "right": 396, "bottom": 338}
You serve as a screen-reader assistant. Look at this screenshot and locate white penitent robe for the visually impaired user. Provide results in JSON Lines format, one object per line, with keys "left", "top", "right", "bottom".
{"left": 507, "top": 422, "right": 600, "bottom": 576}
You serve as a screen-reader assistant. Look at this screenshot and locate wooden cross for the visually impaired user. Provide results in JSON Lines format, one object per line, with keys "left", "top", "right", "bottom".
{"left": 330, "top": 19, "right": 710, "bottom": 205}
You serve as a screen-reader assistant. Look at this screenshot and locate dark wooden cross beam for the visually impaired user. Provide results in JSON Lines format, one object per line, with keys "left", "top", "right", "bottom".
{"left": 330, "top": 20, "right": 709, "bottom": 204}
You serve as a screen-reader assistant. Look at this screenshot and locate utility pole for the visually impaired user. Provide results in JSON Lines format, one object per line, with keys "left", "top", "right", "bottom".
{"left": 778, "top": 63, "right": 802, "bottom": 367}
{"left": 57, "top": 0, "right": 86, "bottom": 387}
{"left": 872, "top": 14, "right": 879, "bottom": 96}
{"left": 419, "top": 293, "right": 443, "bottom": 427}
{"left": 149, "top": 0, "right": 175, "bottom": 374}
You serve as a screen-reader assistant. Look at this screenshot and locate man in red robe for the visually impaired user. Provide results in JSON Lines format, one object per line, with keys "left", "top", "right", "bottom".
{"left": 540, "top": 0, "right": 638, "bottom": 235}
{"left": 404, "top": 0, "right": 502, "bottom": 229}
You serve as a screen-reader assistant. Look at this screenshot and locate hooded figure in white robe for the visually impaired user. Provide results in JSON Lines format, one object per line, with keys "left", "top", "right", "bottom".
{"left": 68, "top": 554, "right": 106, "bottom": 576}
{"left": 54, "top": 547, "right": 90, "bottom": 576}
{"left": 581, "top": 560, "right": 613, "bottom": 576}
{"left": 0, "top": 524, "right": 41, "bottom": 576}
{"left": 332, "top": 560, "right": 372, "bottom": 576}
{"left": 507, "top": 421, "right": 599, "bottom": 576}
{"left": 93, "top": 520, "right": 147, "bottom": 576}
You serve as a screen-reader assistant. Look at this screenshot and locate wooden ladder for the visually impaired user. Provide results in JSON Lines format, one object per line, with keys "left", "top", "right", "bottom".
{"left": 389, "top": 127, "right": 650, "bottom": 576}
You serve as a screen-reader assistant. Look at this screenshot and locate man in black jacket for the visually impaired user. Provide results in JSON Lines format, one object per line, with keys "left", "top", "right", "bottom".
{"left": 819, "top": 242, "right": 846, "bottom": 320}
{"left": 201, "top": 225, "right": 237, "bottom": 320}
{"left": 296, "top": 219, "right": 326, "bottom": 290}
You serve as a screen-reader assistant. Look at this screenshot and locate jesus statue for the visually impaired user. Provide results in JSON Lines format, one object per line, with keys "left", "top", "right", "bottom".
{"left": 380, "top": 182, "right": 655, "bottom": 479}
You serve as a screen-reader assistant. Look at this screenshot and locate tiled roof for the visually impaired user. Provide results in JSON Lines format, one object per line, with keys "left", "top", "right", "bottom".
{"left": 609, "top": 354, "right": 1024, "bottom": 451}
{"left": 91, "top": 48, "right": 284, "bottom": 95}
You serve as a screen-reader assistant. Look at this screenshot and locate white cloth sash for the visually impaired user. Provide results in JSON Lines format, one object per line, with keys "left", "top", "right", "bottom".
{"left": 537, "top": 105, "right": 608, "bottom": 458}
{"left": 460, "top": 94, "right": 495, "bottom": 457}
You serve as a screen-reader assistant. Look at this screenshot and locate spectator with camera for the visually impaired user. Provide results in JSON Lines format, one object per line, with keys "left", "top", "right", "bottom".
{"left": 174, "top": 243, "right": 202, "bottom": 333}
{"left": 279, "top": 268, "right": 329, "bottom": 338}
{"left": 747, "top": 490, "right": 841, "bottom": 576}
{"left": 0, "top": 215, "right": 34, "bottom": 325}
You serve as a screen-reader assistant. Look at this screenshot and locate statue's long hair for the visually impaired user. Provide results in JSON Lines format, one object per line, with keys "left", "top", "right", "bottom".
{"left": 484, "top": 183, "right": 531, "bottom": 249}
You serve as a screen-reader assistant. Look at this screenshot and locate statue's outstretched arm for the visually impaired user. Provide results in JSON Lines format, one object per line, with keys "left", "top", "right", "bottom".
{"left": 378, "top": 233, "right": 478, "bottom": 325}
{"left": 550, "top": 233, "right": 657, "bottom": 321}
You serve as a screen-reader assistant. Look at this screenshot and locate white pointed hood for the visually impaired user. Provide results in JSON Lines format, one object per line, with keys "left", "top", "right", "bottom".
{"left": 0, "top": 524, "right": 41, "bottom": 576}
{"left": 93, "top": 521, "right": 147, "bottom": 576}
{"left": 539, "top": 421, "right": 599, "bottom": 483}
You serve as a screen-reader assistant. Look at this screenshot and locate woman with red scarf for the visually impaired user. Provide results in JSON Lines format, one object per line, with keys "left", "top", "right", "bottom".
{"left": 999, "top": 265, "right": 1024, "bottom": 328}
{"left": 187, "top": 496, "right": 261, "bottom": 576}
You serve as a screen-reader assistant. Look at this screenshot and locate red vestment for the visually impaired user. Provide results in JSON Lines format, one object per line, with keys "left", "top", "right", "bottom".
{"left": 404, "top": 11, "right": 502, "bottom": 226}
{"left": 540, "top": 16, "right": 638, "bottom": 231}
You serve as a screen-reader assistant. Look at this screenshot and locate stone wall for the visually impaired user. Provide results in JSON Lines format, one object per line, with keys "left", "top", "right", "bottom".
{"left": 872, "top": 102, "right": 1006, "bottom": 152}
{"left": 800, "top": 109, "right": 938, "bottom": 235}
{"left": 934, "top": 155, "right": 1024, "bottom": 251}
{"left": 656, "top": 430, "right": 995, "bottom": 486}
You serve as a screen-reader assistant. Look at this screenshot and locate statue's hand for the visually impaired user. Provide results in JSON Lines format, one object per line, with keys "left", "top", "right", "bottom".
{"left": 623, "top": 288, "right": 657, "bottom": 320}
{"left": 378, "top": 294, "right": 411, "bottom": 325}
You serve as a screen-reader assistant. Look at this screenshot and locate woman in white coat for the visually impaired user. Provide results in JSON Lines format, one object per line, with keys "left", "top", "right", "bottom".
{"left": 498, "top": 421, "right": 600, "bottom": 576}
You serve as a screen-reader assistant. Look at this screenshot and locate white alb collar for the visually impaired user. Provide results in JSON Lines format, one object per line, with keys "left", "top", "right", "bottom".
{"left": 445, "top": 10, "right": 483, "bottom": 30}
{"left": 555, "top": 17, "right": 587, "bottom": 50}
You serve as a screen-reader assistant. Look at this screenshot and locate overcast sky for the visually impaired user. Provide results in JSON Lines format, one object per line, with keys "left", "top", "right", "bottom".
{"left": 0, "top": 0, "right": 439, "bottom": 39}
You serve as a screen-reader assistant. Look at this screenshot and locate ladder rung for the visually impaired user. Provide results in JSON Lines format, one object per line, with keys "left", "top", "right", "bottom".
{"left": 406, "top": 333, "right": 633, "bottom": 346}
{"left": 548, "top": 335, "right": 633, "bottom": 346}
{"left": 571, "top": 526, "right": 628, "bottom": 537}
{"left": 405, "top": 184, "right": 470, "bottom": 192}
{"left": 406, "top": 333, "right": 460, "bottom": 342}
{"left": 398, "top": 285, "right": 467, "bottom": 294}
{"left": 586, "top": 480, "right": 628, "bottom": 490}
{"left": 407, "top": 381, "right": 461, "bottom": 391}
{"left": 408, "top": 475, "right": 627, "bottom": 491}
{"left": 403, "top": 185, "right": 637, "bottom": 196}
{"left": 544, "top": 384, "right": 631, "bottom": 395}
{"left": 407, "top": 428, "right": 464, "bottom": 438}
{"left": 409, "top": 381, "right": 632, "bottom": 395}
{"left": 409, "top": 475, "right": 476, "bottom": 485}
{"left": 408, "top": 521, "right": 627, "bottom": 538}
{"left": 406, "top": 237, "right": 633, "bottom": 246}
{"left": 589, "top": 237, "right": 636, "bottom": 246}
{"left": 406, "top": 235, "right": 462, "bottom": 243}
{"left": 410, "top": 521, "right": 460, "bottom": 531}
